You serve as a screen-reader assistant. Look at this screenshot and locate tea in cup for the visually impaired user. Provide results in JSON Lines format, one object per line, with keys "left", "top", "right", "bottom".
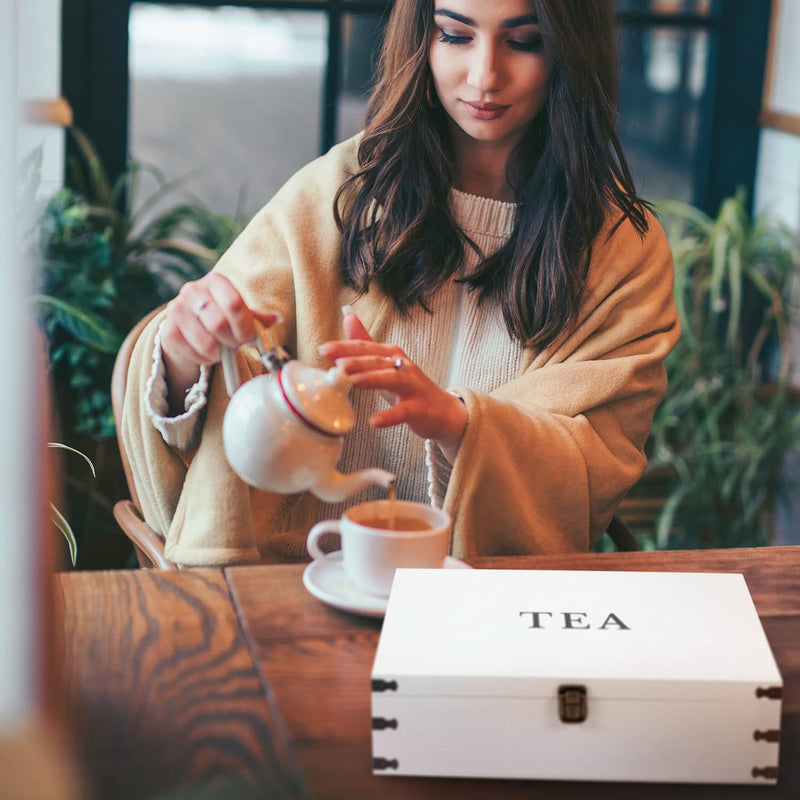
{"left": 306, "top": 500, "right": 451, "bottom": 597}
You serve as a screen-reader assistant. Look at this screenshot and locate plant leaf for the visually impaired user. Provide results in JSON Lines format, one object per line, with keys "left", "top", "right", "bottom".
{"left": 47, "top": 442, "right": 96, "bottom": 477}
{"left": 141, "top": 237, "right": 218, "bottom": 262}
{"left": 50, "top": 502, "right": 77, "bottom": 566}
{"left": 68, "top": 126, "right": 111, "bottom": 204}
{"left": 32, "top": 294, "right": 122, "bottom": 352}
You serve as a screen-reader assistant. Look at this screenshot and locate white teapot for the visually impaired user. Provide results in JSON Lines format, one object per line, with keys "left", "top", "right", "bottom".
{"left": 220, "top": 338, "right": 395, "bottom": 503}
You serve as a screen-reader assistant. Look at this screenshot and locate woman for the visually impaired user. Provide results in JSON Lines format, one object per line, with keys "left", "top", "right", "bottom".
{"left": 123, "top": 0, "right": 679, "bottom": 566}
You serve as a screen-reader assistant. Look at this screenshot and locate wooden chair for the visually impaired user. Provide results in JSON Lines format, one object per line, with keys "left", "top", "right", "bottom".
{"left": 605, "top": 512, "right": 638, "bottom": 552}
{"left": 111, "top": 306, "right": 176, "bottom": 569}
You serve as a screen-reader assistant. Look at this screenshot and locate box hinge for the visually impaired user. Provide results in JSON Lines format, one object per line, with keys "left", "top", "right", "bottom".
{"left": 755, "top": 686, "right": 782, "bottom": 700}
{"left": 372, "top": 717, "right": 398, "bottom": 731}
{"left": 373, "top": 757, "right": 399, "bottom": 771}
{"left": 753, "top": 729, "right": 781, "bottom": 743}
{"left": 558, "top": 684, "right": 588, "bottom": 723}
{"left": 372, "top": 678, "right": 398, "bottom": 692}
{"left": 751, "top": 766, "right": 779, "bottom": 780}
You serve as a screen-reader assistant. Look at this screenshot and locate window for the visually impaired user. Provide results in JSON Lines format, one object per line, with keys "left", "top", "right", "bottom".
{"left": 617, "top": 16, "right": 711, "bottom": 202}
{"left": 129, "top": 4, "right": 329, "bottom": 215}
{"left": 62, "top": 0, "right": 771, "bottom": 214}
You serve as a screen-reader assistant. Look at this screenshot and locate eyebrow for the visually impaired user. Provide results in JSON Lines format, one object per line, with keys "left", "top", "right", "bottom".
{"left": 434, "top": 10, "right": 539, "bottom": 29}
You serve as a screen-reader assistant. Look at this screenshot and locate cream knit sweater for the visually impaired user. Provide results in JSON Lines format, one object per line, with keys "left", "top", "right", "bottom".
{"left": 146, "top": 188, "right": 521, "bottom": 519}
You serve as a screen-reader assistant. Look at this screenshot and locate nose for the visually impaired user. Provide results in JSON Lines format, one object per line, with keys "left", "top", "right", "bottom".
{"left": 467, "top": 41, "right": 502, "bottom": 93}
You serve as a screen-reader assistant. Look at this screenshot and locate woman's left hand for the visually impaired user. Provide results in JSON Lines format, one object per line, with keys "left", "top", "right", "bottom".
{"left": 319, "top": 312, "right": 467, "bottom": 456}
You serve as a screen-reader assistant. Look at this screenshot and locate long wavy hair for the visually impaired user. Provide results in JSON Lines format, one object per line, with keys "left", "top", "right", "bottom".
{"left": 334, "top": 0, "right": 649, "bottom": 349}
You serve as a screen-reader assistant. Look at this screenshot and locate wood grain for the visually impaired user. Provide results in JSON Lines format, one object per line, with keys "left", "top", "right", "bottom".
{"left": 228, "top": 548, "right": 800, "bottom": 800}
{"left": 58, "top": 568, "right": 306, "bottom": 800}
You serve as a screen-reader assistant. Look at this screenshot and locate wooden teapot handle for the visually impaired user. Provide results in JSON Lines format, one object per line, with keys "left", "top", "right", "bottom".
{"left": 221, "top": 318, "right": 291, "bottom": 398}
{"left": 221, "top": 347, "right": 241, "bottom": 397}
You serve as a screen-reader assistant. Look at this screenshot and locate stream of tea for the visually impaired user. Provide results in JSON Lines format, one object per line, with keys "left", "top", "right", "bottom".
{"left": 388, "top": 478, "right": 397, "bottom": 530}
{"left": 369, "top": 479, "right": 432, "bottom": 531}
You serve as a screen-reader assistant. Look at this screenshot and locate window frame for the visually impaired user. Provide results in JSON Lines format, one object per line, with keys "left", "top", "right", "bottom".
{"left": 61, "top": 0, "right": 772, "bottom": 214}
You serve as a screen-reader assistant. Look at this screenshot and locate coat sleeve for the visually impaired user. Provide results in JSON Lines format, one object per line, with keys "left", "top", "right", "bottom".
{"left": 444, "top": 211, "right": 680, "bottom": 557}
{"left": 120, "top": 137, "right": 363, "bottom": 566}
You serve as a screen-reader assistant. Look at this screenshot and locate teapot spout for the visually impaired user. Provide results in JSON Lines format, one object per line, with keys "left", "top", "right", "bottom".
{"left": 311, "top": 468, "right": 395, "bottom": 503}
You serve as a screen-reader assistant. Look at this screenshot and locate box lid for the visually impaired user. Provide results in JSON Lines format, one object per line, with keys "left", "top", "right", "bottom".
{"left": 372, "top": 569, "right": 783, "bottom": 702}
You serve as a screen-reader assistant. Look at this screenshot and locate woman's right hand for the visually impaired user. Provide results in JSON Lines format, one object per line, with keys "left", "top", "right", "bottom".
{"left": 159, "top": 273, "right": 281, "bottom": 414}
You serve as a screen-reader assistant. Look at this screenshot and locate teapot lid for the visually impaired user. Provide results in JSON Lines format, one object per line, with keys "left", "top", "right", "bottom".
{"left": 279, "top": 360, "right": 355, "bottom": 436}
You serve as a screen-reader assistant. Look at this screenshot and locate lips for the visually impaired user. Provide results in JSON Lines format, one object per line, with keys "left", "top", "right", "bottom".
{"left": 461, "top": 101, "right": 509, "bottom": 121}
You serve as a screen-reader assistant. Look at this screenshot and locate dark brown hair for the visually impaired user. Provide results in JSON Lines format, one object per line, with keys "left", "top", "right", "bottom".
{"left": 334, "top": 0, "right": 649, "bottom": 349}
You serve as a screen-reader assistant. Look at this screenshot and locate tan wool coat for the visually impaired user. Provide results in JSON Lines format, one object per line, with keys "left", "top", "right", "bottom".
{"left": 122, "top": 134, "right": 680, "bottom": 567}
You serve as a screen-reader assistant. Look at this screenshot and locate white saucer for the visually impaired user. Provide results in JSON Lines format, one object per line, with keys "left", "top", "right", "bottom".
{"left": 302, "top": 551, "right": 471, "bottom": 618}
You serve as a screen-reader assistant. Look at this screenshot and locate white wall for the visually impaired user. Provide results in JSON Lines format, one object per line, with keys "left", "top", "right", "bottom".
{"left": 1, "top": 0, "right": 63, "bottom": 734}
{"left": 754, "top": 0, "right": 800, "bottom": 230}
{"left": 754, "top": 0, "right": 800, "bottom": 545}
{"left": 17, "top": 0, "right": 64, "bottom": 197}
{"left": 0, "top": 0, "right": 37, "bottom": 731}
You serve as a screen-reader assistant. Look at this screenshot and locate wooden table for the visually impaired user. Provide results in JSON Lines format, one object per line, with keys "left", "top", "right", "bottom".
{"left": 58, "top": 546, "right": 800, "bottom": 799}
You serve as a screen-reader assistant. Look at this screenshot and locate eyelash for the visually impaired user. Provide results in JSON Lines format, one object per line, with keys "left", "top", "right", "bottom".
{"left": 438, "top": 31, "right": 470, "bottom": 45}
{"left": 510, "top": 36, "right": 544, "bottom": 54}
{"left": 436, "top": 31, "right": 544, "bottom": 54}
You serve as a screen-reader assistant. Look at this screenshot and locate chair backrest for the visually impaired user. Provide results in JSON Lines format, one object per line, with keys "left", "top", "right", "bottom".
{"left": 606, "top": 513, "right": 638, "bottom": 551}
{"left": 111, "top": 305, "right": 164, "bottom": 511}
{"left": 110, "top": 305, "right": 175, "bottom": 568}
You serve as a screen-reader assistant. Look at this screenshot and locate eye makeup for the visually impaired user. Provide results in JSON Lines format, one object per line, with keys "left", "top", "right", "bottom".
{"left": 433, "top": 9, "right": 544, "bottom": 53}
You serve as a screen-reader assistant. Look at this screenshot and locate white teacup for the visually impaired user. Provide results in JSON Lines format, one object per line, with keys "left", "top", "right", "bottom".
{"left": 306, "top": 500, "right": 451, "bottom": 597}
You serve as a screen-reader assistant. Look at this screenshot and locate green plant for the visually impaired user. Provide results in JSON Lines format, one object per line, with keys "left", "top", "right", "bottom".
{"left": 647, "top": 189, "right": 800, "bottom": 548}
{"left": 48, "top": 442, "right": 95, "bottom": 565}
{"left": 31, "top": 127, "right": 247, "bottom": 439}
{"left": 22, "top": 128, "right": 249, "bottom": 567}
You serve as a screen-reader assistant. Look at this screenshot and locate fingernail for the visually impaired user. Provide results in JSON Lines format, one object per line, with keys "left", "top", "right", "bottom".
{"left": 341, "top": 305, "right": 354, "bottom": 317}
{"left": 267, "top": 309, "right": 284, "bottom": 323}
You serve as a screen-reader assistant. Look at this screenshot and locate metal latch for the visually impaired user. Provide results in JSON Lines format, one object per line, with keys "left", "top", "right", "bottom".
{"left": 558, "top": 685, "right": 588, "bottom": 723}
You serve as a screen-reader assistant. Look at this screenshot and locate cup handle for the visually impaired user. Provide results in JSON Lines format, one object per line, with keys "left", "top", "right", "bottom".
{"left": 306, "top": 520, "right": 342, "bottom": 562}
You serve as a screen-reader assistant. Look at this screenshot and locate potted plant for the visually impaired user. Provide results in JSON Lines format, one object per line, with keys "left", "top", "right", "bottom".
{"left": 634, "top": 189, "right": 800, "bottom": 549}
{"left": 25, "top": 128, "right": 249, "bottom": 566}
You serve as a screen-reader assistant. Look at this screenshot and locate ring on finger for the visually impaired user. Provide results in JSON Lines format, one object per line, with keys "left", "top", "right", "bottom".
{"left": 192, "top": 298, "right": 210, "bottom": 317}
{"left": 393, "top": 357, "right": 404, "bottom": 371}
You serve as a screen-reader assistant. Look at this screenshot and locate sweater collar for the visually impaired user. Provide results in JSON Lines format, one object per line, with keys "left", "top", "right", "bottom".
{"left": 450, "top": 188, "right": 517, "bottom": 241}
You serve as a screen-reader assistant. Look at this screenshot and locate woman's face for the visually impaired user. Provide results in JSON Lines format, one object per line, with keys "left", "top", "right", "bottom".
{"left": 428, "top": 0, "right": 551, "bottom": 161}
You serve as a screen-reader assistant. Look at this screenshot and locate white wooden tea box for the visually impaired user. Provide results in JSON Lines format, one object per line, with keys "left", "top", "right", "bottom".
{"left": 371, "top": 569, "right": 782, "bottom": 784}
